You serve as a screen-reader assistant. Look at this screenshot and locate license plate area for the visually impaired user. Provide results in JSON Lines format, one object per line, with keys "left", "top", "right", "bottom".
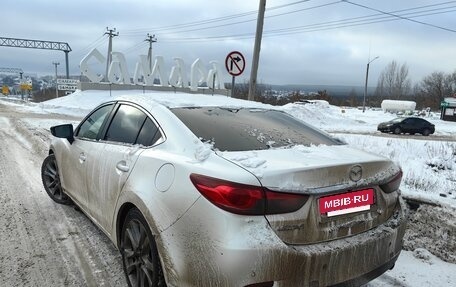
{"left": 319, "top": 189, "right": 375, "bottom": 217}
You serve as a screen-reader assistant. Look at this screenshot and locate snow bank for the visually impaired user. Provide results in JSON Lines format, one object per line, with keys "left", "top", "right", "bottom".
{"left": 336, "top": 134, "right": 456, "bottom": 208}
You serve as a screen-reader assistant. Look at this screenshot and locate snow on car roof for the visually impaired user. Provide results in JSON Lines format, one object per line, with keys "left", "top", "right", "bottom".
{"left": 114, "top": 91, "right": 276, "bottom": 110}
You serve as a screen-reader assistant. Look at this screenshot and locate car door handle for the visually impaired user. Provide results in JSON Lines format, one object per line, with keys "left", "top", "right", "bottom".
{"left": 79, "top": 153, "right": 87, "bottom": 163}
{"left": 116, "top": 161, "right": 130, "bottom": 172}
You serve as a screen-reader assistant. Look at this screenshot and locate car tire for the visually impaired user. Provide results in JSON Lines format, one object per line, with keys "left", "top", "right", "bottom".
{"left": 393, "top": 127, "right": 401, "bottom": 135}
{"left": 422, "top": 129, "right": 430, "bottom": 136}
{"left": 41, "top": 154, "right": 72, "bottom": 205}
{"left": 120, "top": 208, "right": 166, "bottom": 287}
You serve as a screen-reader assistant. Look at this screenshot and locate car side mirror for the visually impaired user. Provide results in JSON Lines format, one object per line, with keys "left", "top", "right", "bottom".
{"left": 50, "top": 124, "right": 74, "bottom": 144}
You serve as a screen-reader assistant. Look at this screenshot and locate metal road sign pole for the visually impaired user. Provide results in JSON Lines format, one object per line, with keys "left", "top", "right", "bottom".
{"left": 231, "top": 76, "right": 235, "bottom": 98}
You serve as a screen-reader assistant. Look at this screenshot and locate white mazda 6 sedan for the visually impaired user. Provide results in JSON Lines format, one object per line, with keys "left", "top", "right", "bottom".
{"left": 42, "top": 94, "right": 406, "bottom": 287}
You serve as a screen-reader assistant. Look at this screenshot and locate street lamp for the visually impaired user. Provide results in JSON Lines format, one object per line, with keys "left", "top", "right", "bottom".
{"left": 363, "top": 56, "right": 379, "bottom": 113}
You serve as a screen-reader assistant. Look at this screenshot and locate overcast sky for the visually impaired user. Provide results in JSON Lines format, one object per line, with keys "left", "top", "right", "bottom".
{"left": 1, "top": 0, "right": 456, "bottom": 87}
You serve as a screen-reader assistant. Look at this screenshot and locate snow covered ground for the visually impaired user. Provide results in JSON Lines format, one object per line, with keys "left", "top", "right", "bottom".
{"left": 1, "top": 90, "right": 455, "bottom": 286}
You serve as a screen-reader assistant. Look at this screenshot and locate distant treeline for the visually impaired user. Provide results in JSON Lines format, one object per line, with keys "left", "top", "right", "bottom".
{"left": 232, "top": 83, "right": 444, "bottom": 111}
{"left": 233, "top": 60, "right": 456, "bottom": 111}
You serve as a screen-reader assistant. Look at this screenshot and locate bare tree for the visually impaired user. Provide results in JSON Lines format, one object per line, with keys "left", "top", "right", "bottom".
{"left": 375, "top": 60, "right": 411, "bottom": 99}
{"left": 416, "top": 71, "right": 455, "bottom": 107}
{"left": 348, "top": 88, "right": 358, "bottom": 107}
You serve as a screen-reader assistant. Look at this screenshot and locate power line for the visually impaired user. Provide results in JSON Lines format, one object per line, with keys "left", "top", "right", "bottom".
{"left": 122, "top": 0, "right": 314, "bottom": 35}
{"left": 158, "top": 3, "right": 456, "bottom": 43}
{"left": 72, "top": 34, "right": 107, "bottom": 58}
{"left": 71, "top": 0, "right": 456, "bottom": 65}
{"left": 123, "top": 41, "right": 147, "bottom": 54}
{"left": 148, "top": 1, "right": 342, "bottom": 36}
{"left": 342, "top": 0, "right": 456, "bottom": 33}
{"left": 263, "top": 4, "right": 456, "bottom": 34}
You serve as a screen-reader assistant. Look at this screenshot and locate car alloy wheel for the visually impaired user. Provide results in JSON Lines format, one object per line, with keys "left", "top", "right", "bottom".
{"left": 393, "top": 127, "right": 401, "bottom": 135}
{"left": 121, "top": 208, "right": 166, "bottom": 287}
{"left": 422, "top": 129, "right": 430, "bottom": 136}
{"left": 41, "top": 154, "right": 71, "bottom": 204}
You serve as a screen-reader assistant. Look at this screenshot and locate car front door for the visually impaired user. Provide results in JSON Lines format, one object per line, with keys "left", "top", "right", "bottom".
{"left": 60, "top": 103, "right": 115, "bottom": 210}
{"left": 84, "top": 103, "right": 162, "bottom": 234}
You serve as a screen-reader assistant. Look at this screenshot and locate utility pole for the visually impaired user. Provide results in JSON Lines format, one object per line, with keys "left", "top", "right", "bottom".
{"left": 104, "top": 27, "right": 119, "bottom": 81}
{"left": 52, "top": 61, "right": 60, "bottom": 98}
{"left": 248, "top": 0, "right": 266, "bottom": 101}
{"left": 145, "top": 33, "right": 157, "bottom": 71}
{"left": 363, "top": 56, "right": 379, "bottom": 112}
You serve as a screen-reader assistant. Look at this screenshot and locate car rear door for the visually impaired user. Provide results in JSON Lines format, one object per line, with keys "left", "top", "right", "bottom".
{"left": 415, "top": 118, "right": 428, "bottom": 133}
{"left": 84, "top": 103, "right": 162, "bottom": 234}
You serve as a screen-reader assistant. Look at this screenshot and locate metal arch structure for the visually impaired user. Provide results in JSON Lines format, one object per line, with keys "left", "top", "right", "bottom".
{"left": 0, "top": 37, "right": 71, "bottom": 78}
{"left": 0, "top": 67, "right": 23, "bottom": 74}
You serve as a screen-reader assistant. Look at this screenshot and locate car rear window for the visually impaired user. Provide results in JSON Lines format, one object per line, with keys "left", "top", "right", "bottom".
{"left": 171, "top": 107, "right": 341, "bottom": 151}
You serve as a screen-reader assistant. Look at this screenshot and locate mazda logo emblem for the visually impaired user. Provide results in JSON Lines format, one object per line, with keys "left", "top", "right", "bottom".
{"left": 349, "top": 165, "right": 363, "bottom": 182}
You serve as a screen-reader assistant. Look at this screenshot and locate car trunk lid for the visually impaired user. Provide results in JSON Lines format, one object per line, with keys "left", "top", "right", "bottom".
{"left": 218, "top": 145, "right": 401, "bottom": 244}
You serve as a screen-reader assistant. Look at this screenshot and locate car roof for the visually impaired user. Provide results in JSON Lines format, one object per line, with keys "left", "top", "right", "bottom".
{"left": 114, "top": 93, "right": 276, "bottom": 111}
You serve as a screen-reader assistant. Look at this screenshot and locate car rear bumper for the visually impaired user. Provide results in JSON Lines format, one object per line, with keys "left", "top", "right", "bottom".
{"left": 158, "top": 198, "right": 407, "bottom": 287}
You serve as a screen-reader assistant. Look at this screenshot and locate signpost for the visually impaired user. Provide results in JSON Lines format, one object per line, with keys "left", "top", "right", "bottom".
{"left": 57, "top": 78, "right": 79, "bottom": 92}
{"left": 2, "top": 85, "right": 9, "bottom": 95}
{"left": 20, "top": 83, "right": 32, "bottom": 91}
{"left": 225, "top": 51, "right": 245, "bottom": 97}
{"left": 19, "top": 80, "right": 32, "bottom": 100}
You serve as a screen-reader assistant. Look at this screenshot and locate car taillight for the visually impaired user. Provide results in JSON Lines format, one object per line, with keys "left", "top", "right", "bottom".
{"left": 380, "top": 170, "right": 403, "bottom": 193}
{"left": 264, "top": 188, "right": 308, "bottom": 214}
{"left": 190, "top": 174, "right": 308, "bottom": 215}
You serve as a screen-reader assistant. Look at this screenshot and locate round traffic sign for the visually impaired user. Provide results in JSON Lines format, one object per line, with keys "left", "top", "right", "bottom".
{"left": 225, "top": 51, "right": 245, "bottom": 77}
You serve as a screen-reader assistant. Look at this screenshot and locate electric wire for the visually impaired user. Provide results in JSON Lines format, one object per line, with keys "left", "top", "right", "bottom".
{"left": 72, "top": 34, "right": 107, "bottom": 58}
{"left": 342, "top": 0, "right": 456, "bottom": 33}
{"left": 146, "top": 1, "right": 342, "bottom": 36}
{"left": 122, "top": 0, "right": 314, "bottom": 35}
{"left": 157, "top": 2, "right": 456, "bottom": 43}
{"left": 72, "top": 1, "right": 456, "bottom": 56}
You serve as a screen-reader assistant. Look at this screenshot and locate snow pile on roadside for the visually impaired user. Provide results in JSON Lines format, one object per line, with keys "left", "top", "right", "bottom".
{"left": 368, "top": 249, "right": 456, "bottom": 287}
{"left": 337, "top": 134, "right": 456, "bottom": 208}
{"left": 402, "top": 204, "right": 456, "bottom": 264}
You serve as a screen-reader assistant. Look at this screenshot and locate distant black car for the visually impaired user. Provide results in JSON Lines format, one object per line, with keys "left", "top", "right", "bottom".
{"left": 377, "top": 117, "right": 435, "bottom": 136}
